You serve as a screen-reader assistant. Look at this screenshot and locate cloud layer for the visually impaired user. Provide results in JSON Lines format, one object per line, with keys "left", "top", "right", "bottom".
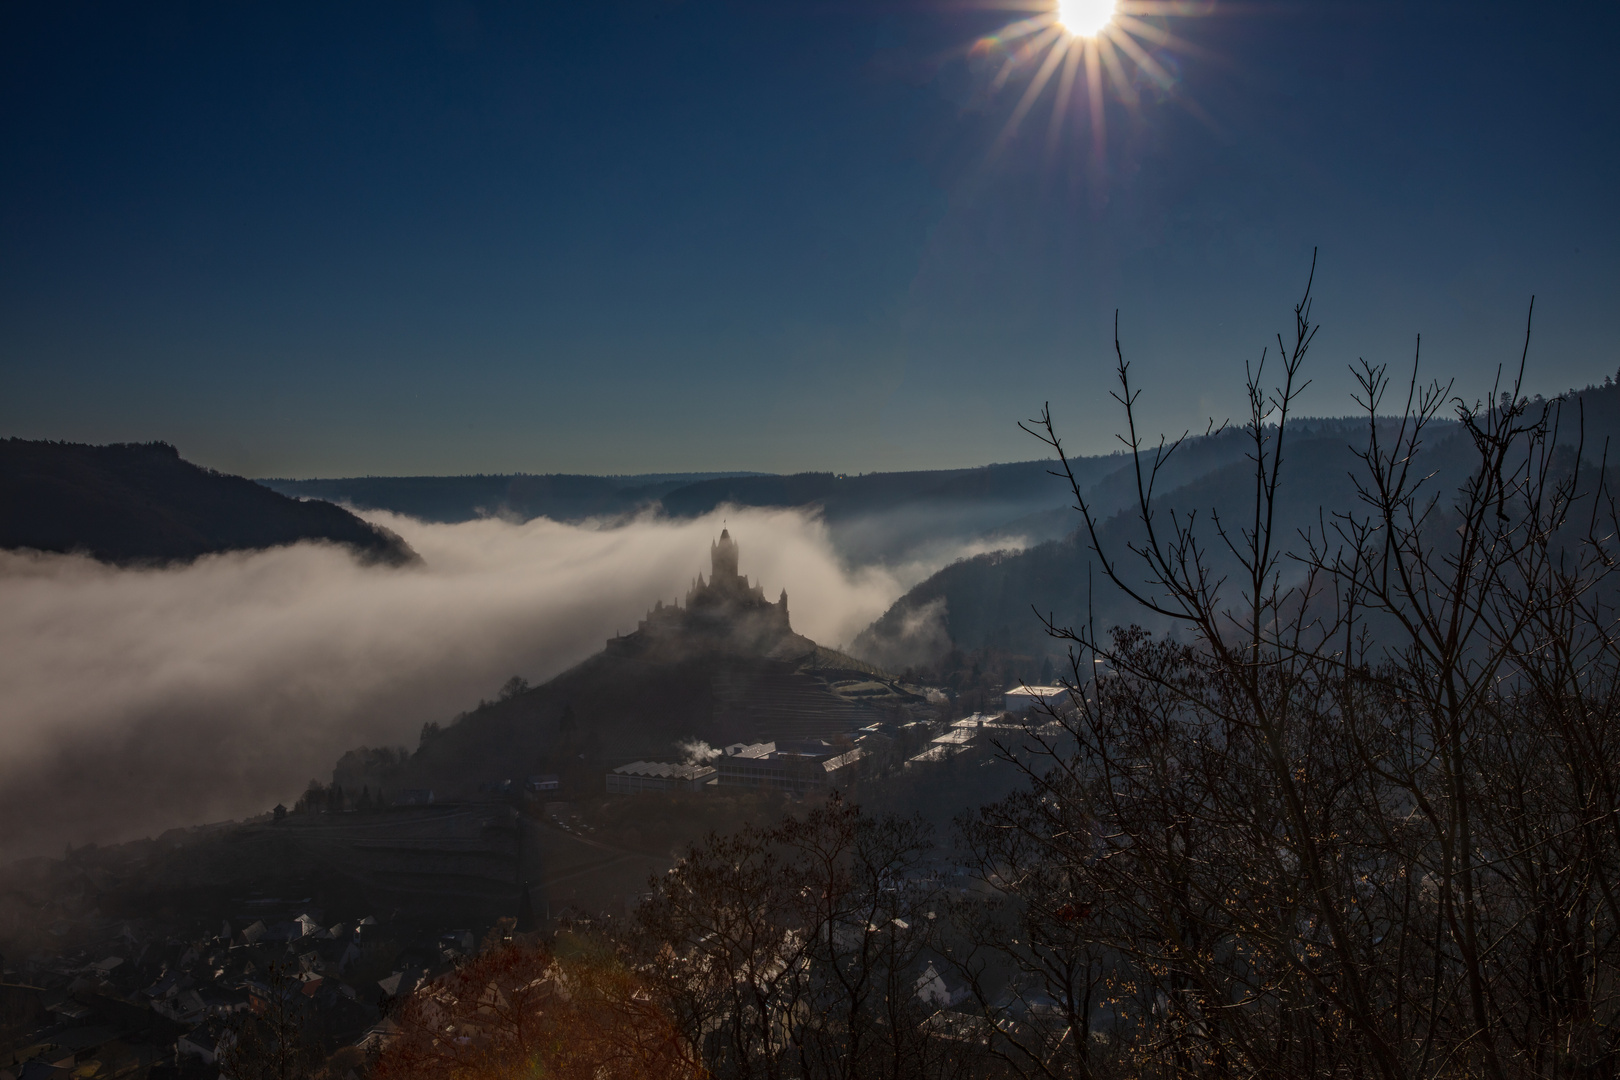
{"left": 0, "top": 508, "right": 977, "bottom": 862}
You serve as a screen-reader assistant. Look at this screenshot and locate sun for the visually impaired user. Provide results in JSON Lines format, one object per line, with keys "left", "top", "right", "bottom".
{"left": 1055, "top": 0, "right": 1117, "bottom": 38}
{"left": 969, "top": 0, "right": 1214, "bottom": 171}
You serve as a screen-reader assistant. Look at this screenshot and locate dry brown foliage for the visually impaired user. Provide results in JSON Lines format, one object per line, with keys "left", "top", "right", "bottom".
{"left": 372, "top": 939, "right": 704, "bottom": 1080}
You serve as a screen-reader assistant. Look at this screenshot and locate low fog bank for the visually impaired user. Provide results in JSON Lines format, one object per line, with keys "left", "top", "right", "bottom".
{"left": 0, "top": 507, "right": 995, "bottom": 862}
{"left": 823, "top": 505, "right": 1044, "bottom": 579}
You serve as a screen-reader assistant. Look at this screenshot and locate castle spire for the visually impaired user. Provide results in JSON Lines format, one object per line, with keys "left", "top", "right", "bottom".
{"left": 711, "top": 528, "right": 739, "bottom": 581}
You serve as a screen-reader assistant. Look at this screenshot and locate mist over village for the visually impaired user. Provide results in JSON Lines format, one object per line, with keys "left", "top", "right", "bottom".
{"left": 2, "top": 2, "right": 1617, "bottom": 1079}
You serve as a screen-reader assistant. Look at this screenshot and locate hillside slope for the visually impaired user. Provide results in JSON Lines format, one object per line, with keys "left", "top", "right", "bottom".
{"left": 854, "top": 418, "right": 1472, "bottom": 665}
{"left": 329, "top": 533, "right": 926, "bottom": 802}
{"left": 0, "top": 439, "right": 416, "bottom": 565}
{"left": 855, "top": 380, "right": 1620, "bottom": 668}
{"left": 262, "top": 459, "right": 1102, "bottom": 566}
{"left": 334, "top": 647, "right": 914, "bottom": 801}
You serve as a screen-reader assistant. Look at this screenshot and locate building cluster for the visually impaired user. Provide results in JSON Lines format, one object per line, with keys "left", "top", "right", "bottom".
{"left": 0, "top": 900, "right": 478, "bottom": 1079}
{"left": 605, "top": 760, "right": 717, "bottom": 795}
{"left": 596, "top": 529, "right": 1073, "bottom": 798}
{"left": 607, "top": 735, "right": 874, "bottom": 797}
{"left": 606, "top": 691, "right": 1071, "bottom": 797}
{"left": 0, "top": 848, "right": 1081, "bottom": 1080}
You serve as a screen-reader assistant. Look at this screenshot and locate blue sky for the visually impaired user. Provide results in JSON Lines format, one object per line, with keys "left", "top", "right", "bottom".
{"left": 2, "top": 0, "right": 1615, "bottom": 477}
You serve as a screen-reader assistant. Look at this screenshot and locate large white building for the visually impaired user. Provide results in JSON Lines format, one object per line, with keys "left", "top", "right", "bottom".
{"left": 715, "top": 740, "right": 864, "bottom": 793}
{"left": 606, "top": 760, "right": 717, "bottom": 795}
{"left": 1003, "top": 685, "right": 1069, "bottom": 714}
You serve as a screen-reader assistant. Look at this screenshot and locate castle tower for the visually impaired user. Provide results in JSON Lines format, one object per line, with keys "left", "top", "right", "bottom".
{"left": 711, "top": 528, "right": 740, "bottom": 581}
{"left": 611, "top": 528, "right": 797, "bottom": 655}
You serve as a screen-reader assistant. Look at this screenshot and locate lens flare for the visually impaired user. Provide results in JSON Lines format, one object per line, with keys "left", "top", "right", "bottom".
{"left": 970, "top": 0, "right": 1216, "bottom": 175}
{"left": 1055, "top": 0, "right": 1117, "bottom": 37}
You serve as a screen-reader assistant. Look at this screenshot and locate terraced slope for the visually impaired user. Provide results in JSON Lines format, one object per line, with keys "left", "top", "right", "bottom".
{"left": 712, "top": 663, "right": 886, "bottom": 742}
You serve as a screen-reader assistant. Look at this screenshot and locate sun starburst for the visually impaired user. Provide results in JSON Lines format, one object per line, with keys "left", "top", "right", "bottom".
{"left": 971, "top": 1, "right": 1216, "bottom": 172}
{"left": 1055, "top": 0, "right": 1119, "bottom": 37}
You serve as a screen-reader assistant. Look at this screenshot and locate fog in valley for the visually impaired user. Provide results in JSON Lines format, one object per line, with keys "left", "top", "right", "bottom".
{"left": 0, "top": 507, "right": 1013, "bottom": 861}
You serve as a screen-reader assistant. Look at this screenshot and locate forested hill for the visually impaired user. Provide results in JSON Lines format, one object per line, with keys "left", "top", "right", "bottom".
{"left": 260, "top": 471, "right": 768, "bottom": 525}
{"left": 854, "top": 378, "right": 1620, "bottom": 670}
{"left": 261, "top": 460, "right": 1108, "bottom": 567}
{"left": 853, "top": 425, "right": 1389, "bottom": 666}
{"left": 260, "top": 464, "right": 1093, "bottom": 527}
{"left": 0, "top": 439, "right": 416, "bottom": 566}
{"left": 652, "top": 459, "right": 1118, "bottom": 520}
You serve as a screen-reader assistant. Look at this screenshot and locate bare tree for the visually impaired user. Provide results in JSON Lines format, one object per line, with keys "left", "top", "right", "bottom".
{"left": 222, "top": 963, "right": 324, "bottom": 1080}
{"left": 635, "top": 795, "right": 974, "bottom": 1080}
{"left": 372, "top": 940, "right": 702, "bottom": 1080}
{"left": 961, "top": 257, "right": 1620, "bottom": 1079}
{"left": 625, "top": 264, "right": 1620, "bottom": 1080}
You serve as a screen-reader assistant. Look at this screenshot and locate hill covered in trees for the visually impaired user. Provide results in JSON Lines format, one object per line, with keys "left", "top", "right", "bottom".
{"left": 260, "top": 470, "right": 768, "bottom": 525}
{"left": 263, "top": 459, "right": 1095, "bottom": 567}
{"left": 0, "top": 438, "right": 416, "bottom": 566}
{"left": 855, "top": 374, "right": 1620, "bottom": 672}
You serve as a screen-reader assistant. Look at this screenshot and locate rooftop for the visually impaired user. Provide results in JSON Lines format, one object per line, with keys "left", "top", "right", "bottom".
{"left": 610, "top": 761, "right": 717, "bottom": 780}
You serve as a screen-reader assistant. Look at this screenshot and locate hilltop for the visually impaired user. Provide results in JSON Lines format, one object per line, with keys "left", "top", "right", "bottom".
{"left": 857, "top": 377, "right": 1620, "bottom": 670}
{"left": 259, "top": 470, "right": 769, "bottom": 525}
{"left": 327, "top": 529, "right": 931, "bottom": 804}
{"left": 0, "top": 439, "right": 416, "bottom": 566}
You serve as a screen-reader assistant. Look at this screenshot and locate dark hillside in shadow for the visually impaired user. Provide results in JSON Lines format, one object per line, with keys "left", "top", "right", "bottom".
{"left": 0, "top": 439, "right": 416, "bottom": 566}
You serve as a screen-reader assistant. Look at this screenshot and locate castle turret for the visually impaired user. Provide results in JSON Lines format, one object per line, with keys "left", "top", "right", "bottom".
{"left": 711, "top": 528, "right": 740, "bottom": 581}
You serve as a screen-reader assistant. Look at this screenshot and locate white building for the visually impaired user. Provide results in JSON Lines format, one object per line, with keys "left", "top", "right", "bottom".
{"left": 906, "top": 727, "right": 978, "bottom": 767}
{"left": 915, "top": 962, "right": 969, "bottom": 1008}
{"left": 716, "top": 741, "right": 865, "bottom": 793}
{"left": 178, "top": 1021, "right": 234, "bottom": 1065}
{"left": 1003, "top": 685, "right": 1068, "bottom": 714}
{"left": 606, "top": 760, "right": 717, "bottom": 795}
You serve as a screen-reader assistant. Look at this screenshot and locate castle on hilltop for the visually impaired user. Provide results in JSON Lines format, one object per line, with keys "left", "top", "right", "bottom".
{"left": 608, "top": 529, "right": 799, "bottom": 657}
{"left": 687, "top": 528, "right": 789, "bottom": 626}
